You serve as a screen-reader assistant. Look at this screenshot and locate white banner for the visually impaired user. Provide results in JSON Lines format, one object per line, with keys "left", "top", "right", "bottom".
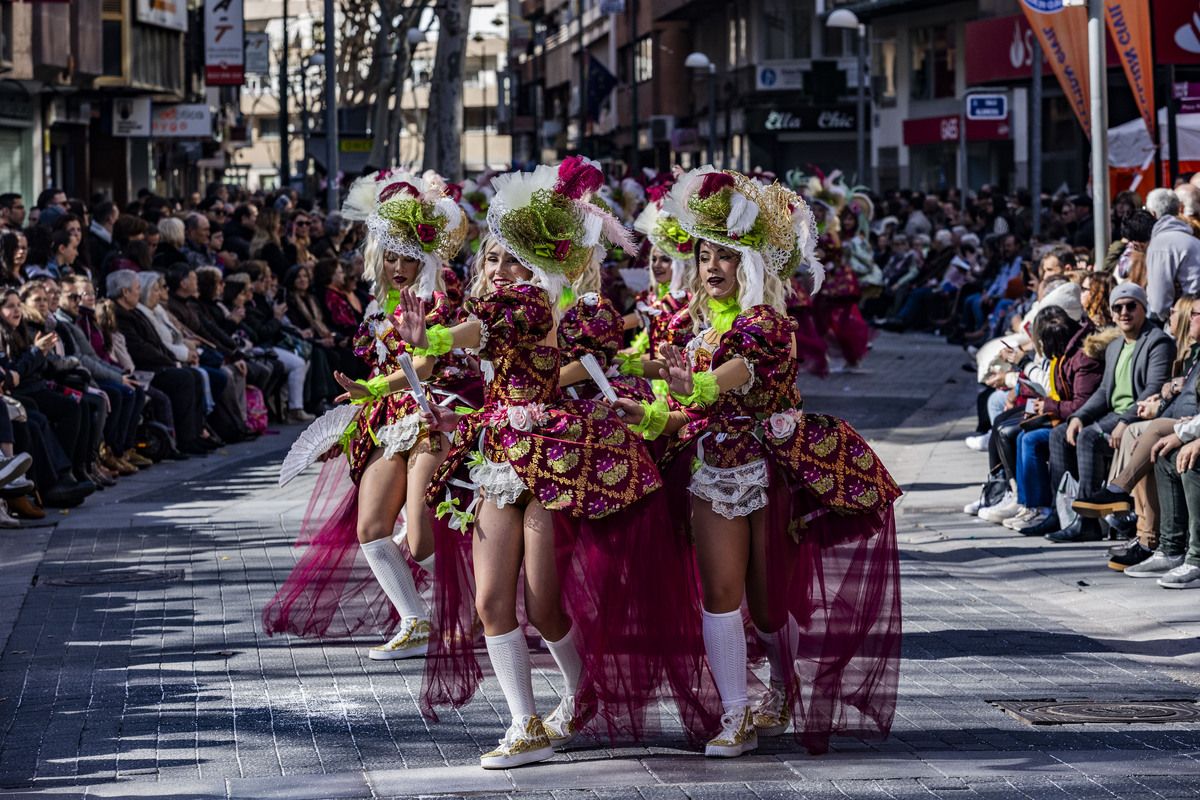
{"left": 244, "top": 32, "right": 271, "bottom": 74}
{"left": 136, "top": 0, "right": 188, "bottom": 33}
{"left": 205, "top": 0, "right": 245, "bottom": 86}
{"left": 112, "top": 98, "right": 152, "bottom": 137}
{"left": 151, "top": 104, "right": 213, "bottom": 138}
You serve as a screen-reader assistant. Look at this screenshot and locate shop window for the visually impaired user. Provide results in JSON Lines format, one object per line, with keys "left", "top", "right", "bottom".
{"left": 910, "top": 25, "right": 956, "bottom": 100}
{"left": 727, "top": 5, "right": 746, "bottom": 70}
{"left": 634, "top": 36, "right": 652, "bottom": 84}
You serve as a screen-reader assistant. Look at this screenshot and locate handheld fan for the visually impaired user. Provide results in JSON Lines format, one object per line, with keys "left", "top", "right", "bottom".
{"left": 278, "top": 403, "right": 361, "bottom": 487}
{"left": 580, "top": 353, "right": 620, "bottom": 407}
{"left": 397, "top": 352, "right": 432, "bottom": 415}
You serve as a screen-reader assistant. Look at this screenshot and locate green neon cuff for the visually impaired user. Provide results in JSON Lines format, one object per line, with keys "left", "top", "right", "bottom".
{"left": 629, "top": 398, "right": 668, "bottom": 441}
{"left": 670, "top": 370, "right": 718, "bottom": 408}
{"left": 412, "top": 324, "right": 452, "bottom": 358}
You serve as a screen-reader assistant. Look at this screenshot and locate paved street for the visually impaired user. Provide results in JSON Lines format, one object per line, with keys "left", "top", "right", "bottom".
{"left": 0, "top": 332, "right": 1198, "bottom": 799}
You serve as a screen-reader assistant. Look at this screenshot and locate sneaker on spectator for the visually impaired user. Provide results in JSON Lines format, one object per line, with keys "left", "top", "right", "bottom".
{"left": 1109, "top": 542, "right": 1154, "bottom": 571}
{"left": 965, "top": 432, "right": 991, "bottom": 452}
{"left": 1009, "top": 507, "right": 1051, "bottom": 532}
{"left": 978, "top": 492, "right": 1019, "bottom": 523}
{"left": 1001, "top": 507, "right": 1035, "bottom": 529}
{"left": 1157, "top": 563, "right": 1200, "bottom": 589}
{"left": 1124, "top": 550, "right": 1184, "bottom": 578}
{"left": 963, "top": 495, "right": 986, "bottom": 515}
{"left": 0, "top": 453, "right": 32, "bottom": 488}
{"left": 0, "top": 500, "right": 18, "bottom": 528}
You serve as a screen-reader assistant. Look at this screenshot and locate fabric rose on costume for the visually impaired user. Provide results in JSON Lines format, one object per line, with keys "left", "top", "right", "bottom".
{"left": 528, "top": 403, "right": 549, "bottom": 425}
{"left": 553, "top": 239, "right": 571, "bottom": 261}
{"left": 507, "top": 405, "right": 533, "bottom": 431}
{"left": 417, "top": 223, "right": 438, "bottom": 243}
{"left": 766, "top": 411, "right": 797, "bottom": 440}
{"left": 581, "top": 292, "right": 600, "bottom": 307}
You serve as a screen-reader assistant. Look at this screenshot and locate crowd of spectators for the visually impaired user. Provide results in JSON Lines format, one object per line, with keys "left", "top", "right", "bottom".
{"left": 867, "top": 180, "right": 1200, "bottom": 590}
{"left": 0, "top": 184, "right": 375, "bottom": 522}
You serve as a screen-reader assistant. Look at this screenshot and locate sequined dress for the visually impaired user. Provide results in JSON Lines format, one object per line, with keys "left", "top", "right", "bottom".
{"left": 658, "top": 304, "right": 902, "bottom": 754}
{"left": 558, "top": 292, "right": 653, "bottom": 404}
{"left": 421, "top": 283, "right": 720, "bottom": 744}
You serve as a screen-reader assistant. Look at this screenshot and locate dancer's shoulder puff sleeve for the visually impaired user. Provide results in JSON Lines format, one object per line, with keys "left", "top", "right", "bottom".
{"left": 712, "top": 305, "right": 796, "bottom": 379}
{"left": 558, "top": 295, "right": 623, "bottom": 366}
{"left": 666, "top": 308, "right": 695, "bottom": 349}
{"left": 353, "top": 313, "right": 402, "bottom": 373}
{"left": 465, "top": 283, "right": 553, "bottom": 359}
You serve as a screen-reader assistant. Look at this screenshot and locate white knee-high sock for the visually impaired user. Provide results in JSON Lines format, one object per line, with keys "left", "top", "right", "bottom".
{"left": 755, "top": 614, "right": 799, "bottom": 685}
{"left": 702, "top": 609, "right": 748, "bottom": 711}
{"left": 360, "top": 537, "right": 424, "bottom": 621}
{"left": 485, "top": 627, "right": 537, "bottom": 722}
{"left": 415, "top": 552, "right": 436, "bottom": 577}
{"left": 544, "top": 623, "right": 583, "bottom": 699}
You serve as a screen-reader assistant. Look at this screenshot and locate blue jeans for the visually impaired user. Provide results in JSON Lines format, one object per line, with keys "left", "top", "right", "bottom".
{"left": 1016, "top": 427, "right": 1053, "bottom": 509}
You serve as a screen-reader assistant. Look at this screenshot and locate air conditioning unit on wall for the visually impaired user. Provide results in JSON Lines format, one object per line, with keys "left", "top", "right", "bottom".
{"left": 649, "top": 115, "right": 675, "bottom": 143}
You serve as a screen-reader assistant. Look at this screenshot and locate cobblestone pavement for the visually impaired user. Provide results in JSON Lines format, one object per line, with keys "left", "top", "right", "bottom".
{"left": 0, "top": 333, "right": 1198, "bottom": 799}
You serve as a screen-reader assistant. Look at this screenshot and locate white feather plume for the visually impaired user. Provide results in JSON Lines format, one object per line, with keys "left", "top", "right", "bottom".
{"left": 489, "top": 165, "right": 558, "bottom": 218}
{"left": 434, "top": 197, "right": 463, "bottom": 231}
{"left": 342, "top": 175, "right": 381, "bottom": 222}
{"left": 581, "top": 210, "right": 604, "bottom": 247}
{"left": 633, "top": 202, "right": 658, "bottom": 236}
{"left": 739, "top": 249, "right": 767, "bottom": 310}
{"left": 415, "top": 253, "right": 440, "bottom": 301}
{"left": 669, "top": 258, "right": 687, "bottom": 293}
{"left": 663, "top": 165, "right": 719, "bottom": 235}
{"left": 726, "top": 194, "right": 759, "bottom": 235}
{"left": 792, "top": 200, "right": 823, "bottom": 293}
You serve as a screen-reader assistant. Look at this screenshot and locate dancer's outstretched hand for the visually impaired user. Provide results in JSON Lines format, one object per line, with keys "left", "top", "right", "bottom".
{"left": 658, "top": 344, "right": 693, "bottom": 399}
{"left": 390, "top": 288, "right": 428, "bottom": 348}
{"left": 332, "top": 370, "right": 370, "bottom": 403}
{"left": 421, "top": 403, "right": 460, "bottom": 433}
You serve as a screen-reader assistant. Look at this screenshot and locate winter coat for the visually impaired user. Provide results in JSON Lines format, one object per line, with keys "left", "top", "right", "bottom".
{"left": 52, "top": 308, "right": 125, "bottom": 383}
{"left": 1073, "top": 322, "right": 1175, "bottom": 426}
{"left": 1040, "top": 323, "right": 1107, "bottom": 420}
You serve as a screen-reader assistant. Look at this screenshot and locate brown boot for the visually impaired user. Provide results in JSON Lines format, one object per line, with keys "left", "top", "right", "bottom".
{"left": 7, "top": 495, "right": 45, "bottom": 520}
{"left": 123, "top": 449, "right": 153, "bottom": 468}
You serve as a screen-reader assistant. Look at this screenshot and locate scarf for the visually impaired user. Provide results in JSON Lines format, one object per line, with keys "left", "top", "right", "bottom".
{"left": 708, "top": 294, "right": 741, "bottom": 337}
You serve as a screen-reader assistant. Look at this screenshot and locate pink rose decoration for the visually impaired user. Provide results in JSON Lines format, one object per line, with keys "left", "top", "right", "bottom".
{"left": 417, "top": 223, "right": 438, "bottom": 243}
{"left": 553, "top": 239, "right": 571, "bottom": 261}
{"left": 507, "top": 405, "right": 533, "bottom": 432}
{"left": 678, "top": 241, "right": 693, "bottom": 253}
{"left": 766, "top": 412, "right": 797, "bottom": 440}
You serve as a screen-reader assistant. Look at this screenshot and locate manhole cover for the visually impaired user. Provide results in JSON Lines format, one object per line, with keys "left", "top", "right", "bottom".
{"left": 992, "top": 700, "right": 1200, "bottom": 725}
{"left": 40, "top": 569, "right": 185, "bottom": 587}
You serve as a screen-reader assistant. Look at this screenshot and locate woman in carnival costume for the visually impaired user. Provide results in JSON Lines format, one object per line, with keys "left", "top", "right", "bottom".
{"left": 841, "top": 190, "right": 884, "bottom": 300}
{"left": 622, "top": 181, "right": 693, "bottom": 363}
{"left": 807, "top": 177, "right": 872, "bottom": 369}
{"left": 399, "top": 157, "right": 717, "bottom": 769}
{"left": 616, "top": 167, "right": 902, "bottom": 757}
{"left": 261, "top": 171, "right": 481, "bottom": 661}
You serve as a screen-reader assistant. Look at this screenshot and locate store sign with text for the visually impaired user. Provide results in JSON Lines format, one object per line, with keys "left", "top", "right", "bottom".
{"left": 151, "top": 105, "right": 213, "bottom": 138}
{"left": 902, "top": 114, "right": 1010, "bottom": 146}
{"left": 750, "top": 106, "right": 856, "bottom": 134}
{"left": 964, "top": 13, "right": 1118, "bottom": 84}
{"left": 136, "top": 0, "right": 188, "bottom": 32}
{"left": 112, "top": 98, "right": 152, "bottom": 137}
{"left": 1154, "top": 0, "right": 1200, "bottom": 65}
{"left": 205, "top": 0, "right": 245, "bottom": 86}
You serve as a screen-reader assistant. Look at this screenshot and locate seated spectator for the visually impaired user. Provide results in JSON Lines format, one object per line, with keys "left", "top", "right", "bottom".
{"left": 1051, "top": 283, "right": 1175, "bottom": 542}
{"left": 88, "top": 200, "right": 118, "bottom": 274}
{"left": 181, "top": 213, "right": 215, "bottom": 269}
{"left": 222, "top": 204, "right": 257, "bottom": 262}
{"left": 312, "top": 257, "right": 363, "bottom": 341}
{"left": 1080, "top": 270, "right": 1116, "bottom": 329}
{"left": 55, "top": 276, "right": 148, "bottom": 475}
{"left": 107, "top": 270, "right": 211, "bottom": 456}
{"left": 153, "top": 217, "right": 190, "bottom": 271}
{"left": 1120, "top": 423, "right": 1200, "bottom": 586}
{"left": 25, "top": 230, "right": 78, "bottom": 281}
{"left": 98, "top": 215, "right": 149, "bottom": 289}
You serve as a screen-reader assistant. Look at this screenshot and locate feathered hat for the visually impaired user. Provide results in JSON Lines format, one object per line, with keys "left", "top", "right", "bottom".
{"left": 341, "top": 169, "right": 468, "bottom": 301}
{"left": 486, "top": 156, "right": 635, "bottom": 298}
{"left": 664, "top": 166, "right": 821, "bottom": 305}
{"left": 633, "top": 178, "right": 694, "bottom": 293}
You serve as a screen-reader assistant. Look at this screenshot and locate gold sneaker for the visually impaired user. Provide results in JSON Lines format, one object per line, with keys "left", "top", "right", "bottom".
{"left": 753, "top": 680, "right": 790, "bottom": 737}
{"left": 368, "top": 617, "right": 431, "bottom": 660}
{"left": 480, "top": 715, "right": 555, "bottom": 769}
{"left": 541, "top": 697, "right": 580, "bottom": 749}
{"left": 704, "top": 706, "right": 758, "bottom": 758}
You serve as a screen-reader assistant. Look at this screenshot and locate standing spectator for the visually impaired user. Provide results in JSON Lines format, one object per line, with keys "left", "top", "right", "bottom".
{"left": 1071, "top": 195, "right": 1095, "bottom": 251}
{"left": 1114, "top": 210, "right": 1155, "bottom": 287}
{"left": 222, "top": 204, "right": 257, "bottom": 261}
{"left": 181, "top": 213, "right": 214, "bottom": 268}
{"left": 88, "top": 200, "right": 118, "bottom": 274}
{"left": 0, "top": 194, "right": 27, "bottom": 232}
{"left": 1051, "top": 284, "right": 1176, "bottom": 541}
{"left": 1176, "top": 184, "right": 1200, "bottom": 239}
{"left": 1144, "top": 187, "right": 1200, "bottom": 321}
{"left": 250, "top": 208, "right": 290, "bottom": 277}
{"left": 99, "top": 214, "right": 149, "bottom": 288}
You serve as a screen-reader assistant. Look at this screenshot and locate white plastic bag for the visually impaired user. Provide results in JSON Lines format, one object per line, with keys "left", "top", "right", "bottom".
{"left": 1055, "top": 471, "right": 1079, "bottom": 528}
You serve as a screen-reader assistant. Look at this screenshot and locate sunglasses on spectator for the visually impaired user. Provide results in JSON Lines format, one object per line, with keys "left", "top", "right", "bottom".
{"left": 1112, "top": 301, "right": 1140, "bottom": 314}
{"left": 294, "top": 220, "right": 310, "bottom": 227}
{"left": 1190, "top": 309, "right": 1200, "bottom": 318}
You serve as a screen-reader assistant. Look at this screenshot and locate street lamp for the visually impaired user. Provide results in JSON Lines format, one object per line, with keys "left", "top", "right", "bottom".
{"left": 826, "top": 8, "right": 867, "bottom": 186}
{"left": 685, "top": 51, "right": 717, "bottom": 166}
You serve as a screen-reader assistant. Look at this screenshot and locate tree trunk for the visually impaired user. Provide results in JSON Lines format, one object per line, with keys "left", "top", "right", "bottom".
{"left": 422, "top": 0, "right": 470, "bottom": 181}
{"left": 367, "top": 12, "right": 399, "bottom": 171}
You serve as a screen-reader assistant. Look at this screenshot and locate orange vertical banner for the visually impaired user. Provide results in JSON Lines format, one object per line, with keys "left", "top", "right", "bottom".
{"left": 1020, "top": 0, "right": 1092, "bottom": 139}
{"left": 1105, "top": 0, "right": 1156, "bottom": 139}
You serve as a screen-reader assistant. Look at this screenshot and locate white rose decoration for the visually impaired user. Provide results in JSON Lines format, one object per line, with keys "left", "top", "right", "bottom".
{"left": 766, "top": 412, "right": 797, "bottom": 440}
{"left": 507, "top": 405, "right": 533, "bottom": 431}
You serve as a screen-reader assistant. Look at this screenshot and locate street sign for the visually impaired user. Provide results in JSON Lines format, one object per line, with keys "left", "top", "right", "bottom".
{"left": 966, "top": 94, "right": 1008, "bottom": 121}
{"left": 244, "top": 32, "right": 270, "bottom": 75}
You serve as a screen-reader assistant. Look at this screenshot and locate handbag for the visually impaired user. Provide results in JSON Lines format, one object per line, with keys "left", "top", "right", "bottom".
{"left": 979, "top": 465, "right": 1009, "bottom": 509}
{"left": 279, "top": 332, "right": 313, "bottom": 361}
{"left": 3, "top": 395, "right": 26, "bottom": 423}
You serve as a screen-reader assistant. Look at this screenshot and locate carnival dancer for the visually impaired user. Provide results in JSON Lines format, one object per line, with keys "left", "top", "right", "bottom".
{"left": 261, "top": 171, "right": 478, "bottom": 661}
{"left": 622, "top": 182, "right": 694, "bottom": 362}
{"left": 404, "top": 157, "right": 717, "bottom": 769}
{"left": 616, "top": 167, "right": 902, "bottom": 757}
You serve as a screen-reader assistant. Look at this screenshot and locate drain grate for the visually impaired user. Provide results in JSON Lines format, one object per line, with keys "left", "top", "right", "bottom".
{"left": 992, "top": 700, "right": 1200, "bottom": 725}
{"left": 39, "top": 569, "right": 185, "bottom": 587}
